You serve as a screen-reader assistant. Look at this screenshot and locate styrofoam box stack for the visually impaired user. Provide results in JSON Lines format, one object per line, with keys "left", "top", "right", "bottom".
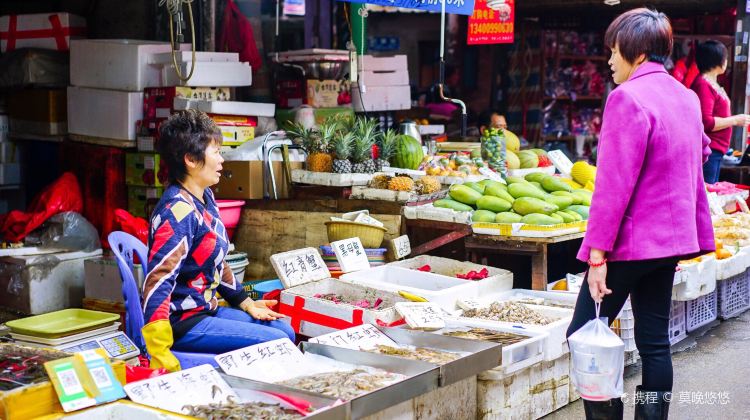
{"left": 352, "top": 55, "right": 411, "bottom": 112}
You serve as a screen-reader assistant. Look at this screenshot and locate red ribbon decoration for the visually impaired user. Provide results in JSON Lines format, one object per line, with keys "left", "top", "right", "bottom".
{"left": 1, "top": 14, "right": 86, "bottom": 51}
{"left": 279, "top": 295, "right": 365, "bottom": 334}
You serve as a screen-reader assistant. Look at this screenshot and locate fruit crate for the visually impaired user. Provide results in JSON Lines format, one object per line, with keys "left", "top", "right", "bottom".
{"left": 717, "top": 270, "right": 750, "bottom": 319}
{"left": 472, "top": 220, "right": 587, "bottom": 238}
{"left": 668, "top": 300, "right": 687, "bottom": 346}
{"left": 610, "top": 300, "right": 636, "bottom": 352}
{"left": 685, "top": 290, "right": 718, "bottom": 333}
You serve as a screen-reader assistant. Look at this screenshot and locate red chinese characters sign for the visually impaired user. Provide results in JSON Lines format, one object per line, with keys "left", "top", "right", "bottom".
{"left": 467, "top": 0, "right": 514, "bottom": 45}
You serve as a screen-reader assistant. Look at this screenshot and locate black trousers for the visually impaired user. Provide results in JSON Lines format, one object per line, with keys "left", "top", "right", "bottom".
{"left": 566, "top": 256, "right": 680, "bottom": 392}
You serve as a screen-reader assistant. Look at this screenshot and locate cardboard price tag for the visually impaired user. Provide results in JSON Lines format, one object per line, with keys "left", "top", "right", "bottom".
{"left": 124, "top": 365, "right": 237, "bottom": 415}
{"left": 309, "top": 324, "right": 398, "bottom": 350}
{"left": 331, "top": 237, "right": 371, "bottom": 273}
{"left": 547, "top": 150, "right": 572, "bottom": 176}
{"left": 456, "top": 298, "right": 483, "bottom": 311}
{"left": 392, "top": 235, "right": 411, "bottom": 260}
{"left": 215, "top": 338, "right": 304, "bottom": 383}
{"left": 395, "top": 302, "right": 446, "bottom": 330}
{"left": 45, "top": 349, "right": 125, "bottom": 413}
{"left": 270, "top": 247, "right": 330, "bottom": 288}
{"left": 478, "top": 167, "right": 504, "bottom": 182}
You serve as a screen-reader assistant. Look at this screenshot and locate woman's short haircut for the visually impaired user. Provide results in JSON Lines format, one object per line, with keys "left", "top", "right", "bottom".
{"left": 605, "top": 8, "right": 673, "bottom": 64}
{"left": 158, "top": 109, "right": 222, "bottom": 184}
{"left": 695, "top": 40, "right": 728, "bottom": 73}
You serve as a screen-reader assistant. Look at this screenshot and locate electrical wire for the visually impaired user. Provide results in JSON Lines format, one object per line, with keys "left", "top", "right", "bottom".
{"left": 159, "top": 0, "right": 196, "bottom": 82}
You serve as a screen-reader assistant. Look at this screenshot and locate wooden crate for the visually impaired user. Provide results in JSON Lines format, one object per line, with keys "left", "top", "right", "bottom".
{"left": 235, "top": 209, "right": 401, "bottom": 280}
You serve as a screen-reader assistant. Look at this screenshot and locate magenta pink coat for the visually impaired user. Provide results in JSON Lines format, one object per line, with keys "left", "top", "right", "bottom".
{"left": 577, "top": 62, "right": 715, "bottom": 262}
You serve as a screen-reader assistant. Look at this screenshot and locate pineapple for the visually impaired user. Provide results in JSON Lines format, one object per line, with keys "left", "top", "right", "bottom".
{"left": 351, "top": 117, "right": 379, "bottom": 173}
{"left": 285, "top": 121, "right": 332, "bottom": 172}
{"left": 415, "top": 176, "right": 441, "bottom": 195}
{"left": 388, "top": 176, "right": 415, "bottom": 192}
{"left": 370, "top": 174, "right": 392, "bottom": 189}
{"left": 331, "top": 132, "right": 354, "bottom": 173}
{"left": 377, "top": 129, "right": 399, "bottom": 171}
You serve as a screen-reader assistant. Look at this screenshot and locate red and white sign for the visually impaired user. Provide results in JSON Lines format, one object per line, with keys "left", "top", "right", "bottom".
{"left": 467, "top": 0, "right": 514, "bottom": 46}
{"left": 0, "top": 13, "right": 86, "bottom": 52}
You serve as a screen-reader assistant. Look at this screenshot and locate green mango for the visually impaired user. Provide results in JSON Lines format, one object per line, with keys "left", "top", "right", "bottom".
{"left": 485, "top": 185, "right": 515, "bottom": 203}
{"left": 521, "top": 213, "right": 561, "bottom": 225}
{"left": 505, "top": 176, "right": 529, "bottom": 185}
{"left": 464, "top": 182, "right": 486, "bottom": 194}
{"left": 530, "top": 181, "right": 543, "bottom": 190}
{"left": 545, "top": 195, "right": 573, "bottom": 210}
{"left": 508, "top": 183, "right": 548, "bottom": 200}
{"left": 479, "top": 179, "right": 507, "bottom": 191}
{"left": 573, "top": 189, "right": 593, "bottom": 197}
{"left": 512, "top": 197, "right": 559, "bottom": 215}
{"left": 541, "top": 176, "right": 573, "bottom": 193}
{"left": 562, "top": 209, "right": 584, "bottom": 221}
{"left": 548, "top": 213, "right": 565, "bottom": 223}
{"left": 571, "top": 192, "right": 592, "bottom": 206}
{"left": 495, "top": 212, "right": 524, "bottom": 223}
{"left": 524, "top": 172, "right": 549, "bottom": 183}
{"left": 449, "top": 184, "right": 483, "bottom": 206}
{"left": 476, "top": 196, "right": 512, "bottom": 213}
{"left": 433, "top": 199, "right": 474, "bottom": 212}
{"left": 472, "top": 210, "right": 497, "bottom": 222}
{"left": 555, "top": 211, "right": 575, "bottom": 223}
{"left": 567, "top": 205, "right": 591, "bottom": 220}
{"left": 551, "top": 191, "right": 573, "bottom": 198}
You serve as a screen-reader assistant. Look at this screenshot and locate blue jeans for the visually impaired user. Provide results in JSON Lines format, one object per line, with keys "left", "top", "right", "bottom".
{"left": 172, "top": 307, "right": 295, "bottom": 354}
{"left": 702, "top": 149, "right": 723, "bottom": 184}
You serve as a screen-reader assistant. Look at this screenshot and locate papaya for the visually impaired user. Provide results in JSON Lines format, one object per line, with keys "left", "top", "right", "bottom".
{"left": 464, "top": 182, "right": 486, "bottom": 194}
{"left": 529, "top": 181, "right": 543, "bottom": 190}
{"left": 512, "top": 197, "right": 559, "bottom": 215}
{"left": 529, "top": 148, "right": 548, "bottom": 156}
{"left": 555, "top": 211, "right": 575, "bottom": 223}
{"left": 495, "top": 212, "right": 523, "bottom": 223}
{"left": 567, "top": 205, "right": 590, "bottom": 220}
{"left": 485, "top": 185, "right": 515, "bottom": 203}
{"left": 479, "top": 179, "right": 507, "bottom": 190}
{"left": 521, "top": 213, "right": 561, "bottom": 225}
{"left": 476, "top": 196, "right": 512, "bottom": 212}
{"left": 508, "top": 183, "right": 548, "bottom": 200}
{"left": 571, "top": 192, "right": 592, "bottom": 206}
{"left": 573, "top": 189, "right": 593, "bottom": 197}
{"left": 545, "top": 195, "right": 573, "bottom": 210}
{"left": 449, "top": 184, "right": 483, "bottom": 205}
{"left": 549, "top": 213, "right": 565, "bottom": 223}
{"left": 541, "top": 176, "right": 573, "bottom": 193}
{"left": 562, "top": 209, "right": 583, "bottom": 221}
{"left": 505, "top": 176, "right": 528, "bottom": 185}
{"left": 433, "top": 199, "right": 473, "bottom": 212}
{"left": 524, "top": 172, "right": 548, "bottom": 183}
{"left": 472, "top": 210, "right": 497, "bottom": 222}
{"left": 551, "top": 191, "right": 573, "bottom": 198}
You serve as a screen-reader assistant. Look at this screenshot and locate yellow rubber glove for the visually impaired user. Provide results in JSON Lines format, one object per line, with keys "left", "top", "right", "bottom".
{"left": 142, "top": 319, "right": 181, "bottom": 372}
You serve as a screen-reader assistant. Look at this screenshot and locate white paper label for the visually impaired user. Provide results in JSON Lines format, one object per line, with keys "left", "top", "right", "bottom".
{"left": 342, "top": 210, "right": 369, "bottom": 221}
{"left": 547, "top": 150, "right": 573, "bottom": 176}
{"left": 392, "top": 235, "right": 411, "bottom": 260}
{"left": 354, "top": 213, "right": 384, "bottom": 227}
{"left": 331, "top": 237, "right": 371, "bottom": 273}
{"left": 309, "top": 324, "right": 398, "bottom": 350}
{"left": 456, "top": 298, "right": 483, "bottom": 311}
{"left": 395, "top": 302, "right": 445, "bottom": 330}
{"left": 215, "top": 338, "right": 305, "bottom": 383}
{"left": 478, "top": 167, "right": 504, "bottom": 182}
{"left": 124, "top": 365, "right": 237, "bottom": 415}
{"left": 270, "top": 247, "right": 330, "bottom": 288}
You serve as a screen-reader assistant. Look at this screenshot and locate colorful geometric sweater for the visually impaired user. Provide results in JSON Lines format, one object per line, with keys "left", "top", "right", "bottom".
{"left": 142, "top": 184, "right": 249, "bottom": 339}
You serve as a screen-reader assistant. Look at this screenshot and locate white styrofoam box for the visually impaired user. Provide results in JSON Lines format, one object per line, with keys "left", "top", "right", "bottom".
{"left": 340, "top": 265, "right": 477, "bottom": 310}
{"left": 673, "top": 255, "right": 717, "bottom": 301}
{"left": 291, "top": 169, "right": 372, "bottom": 187}
{"left": 150, "top": 51, "right": 239, "bottom": 65}
{"left": 0, "top": 163, "right": 20, "bottom": 185}
{"left": 418, "top": 125, "right": 445, "bottom": 135}
{"left": 359, "top": 55, "right": 408, "bottom": 72}
{"left": 358, "top": 70, "right": 409, "bottom": 87}
{"left": 352, "top": 83, "right": 411, "bottom": 112}
{"left": 62, "top": 401, "right": 189, "bottom": 420}
{"left": 162, "top": 62, "right": 252, "bottom": 87}
{"left": 71, "top": 39, "right": 186, "bottom": 91}
{"left": 0, "top": 249, "right": 103, "bottom": 314}
{"left": 716, "top": 248, "right": 749, "bottom": 280}
{"left": 0, "top": 13, "right": 86, "bottom": 52}
{"left": 67, "top": 86, "right": 143, "bottom": 140}
{"left": 402, "top": 203, "right": 472, "bottom": 224}
{"left": 507, "top": 166, "right": 556, "bottom": 178}
{"left": 389, "top": 255, "right": 513, "bottom": 297}
{"left": 438, "top": 318, "right": 546, "bottom": 375}
{"left": 456, "top": 303, "right": 573, "bottom": 361}
{"left": 84, "top": 256, "right": 144, "bottom": 303}
{"left": 279, "top": 278, "right": 407, "bottom": 337}
{"left": 174, "top": 98, "right": 275, "bottom": 118}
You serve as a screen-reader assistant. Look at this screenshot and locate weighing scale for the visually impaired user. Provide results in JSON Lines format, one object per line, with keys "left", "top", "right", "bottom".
{"left": 11, "top": 323, "right": 140, "bottom": 361}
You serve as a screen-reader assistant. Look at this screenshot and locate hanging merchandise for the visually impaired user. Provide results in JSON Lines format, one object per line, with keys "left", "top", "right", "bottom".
{"left": 218, "top": 0, "right": 263, "bottom": 69}
{"left": 467, "top": 0, "right": 514, "bottom": 45}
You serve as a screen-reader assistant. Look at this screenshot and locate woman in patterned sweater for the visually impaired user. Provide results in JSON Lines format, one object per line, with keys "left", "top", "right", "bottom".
{"left": 141, "top": 110, "right": 294, "bottom": 372}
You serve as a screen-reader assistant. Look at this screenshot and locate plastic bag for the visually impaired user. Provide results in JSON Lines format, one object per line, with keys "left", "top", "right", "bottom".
{"left": 114, "top": 209, "right": 149, "bottom": 245}
{"left": 480, "top": 129, "right": 507, "bottom": 177}
{"left": 568, "top": 303, "right": 625, "bottom": 401}
{"left": 24, "top": 212, "right": 101, "bottom": 252}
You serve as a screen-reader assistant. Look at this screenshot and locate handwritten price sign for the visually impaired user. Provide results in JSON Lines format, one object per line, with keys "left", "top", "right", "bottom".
{"left": 331, "top": 237, "right": 370, "bottom": 273}
{"left": 271, "top": 248, "right": 330, "bottom": 288}
{"left": 309, "top": 324, "right": 398, "bottom": 350}
{"left": 215, "top": 338, "right": 305, "bottom": 383}
{"left": 395, "top": 302, "right": 446, "bottom": 330}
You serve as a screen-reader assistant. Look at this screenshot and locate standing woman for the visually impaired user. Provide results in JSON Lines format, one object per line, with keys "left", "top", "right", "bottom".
{"left": 566, "top": 9, "right": 714, "bottom": 419}
{"left": 691, "top": 40, "right": 750, "bottom": 184}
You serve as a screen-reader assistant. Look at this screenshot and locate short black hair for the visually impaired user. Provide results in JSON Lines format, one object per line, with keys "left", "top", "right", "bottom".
{"left": 478, "top": 109, "right": 501, "bottom": 130}
{"left": 695, "top": 40, "right": 728, "bottom": 74}
{"left": 605, "top": 8, "right": 673, "bottom": 64}
{"left": 157, "top": 109, "right": 222, "bottom": 184}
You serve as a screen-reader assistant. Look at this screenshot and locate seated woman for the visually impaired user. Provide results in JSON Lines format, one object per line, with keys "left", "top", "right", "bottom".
{"left": 141, "top": 110, "right": 294, "bottom": 372}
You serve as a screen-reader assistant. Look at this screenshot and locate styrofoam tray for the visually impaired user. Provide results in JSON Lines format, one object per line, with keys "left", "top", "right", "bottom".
{"left": 388, "top": 255, "right": 513, "bottom": 296}
{"left": 716, "top": 249, "right": 749, "bottom": 280}
{"left": 174, "top": 98, "right": 275, "bottom": 117}
{"left": 162, "top": 61, "right": 252, "bottom": 87}
{"left": 507, "top": 166, "right": 556, "bottom": 178}
{"left": 9, "top": 322, "right": 121, "bottom": 345}
{"left": 402, "top": 203, "right": 472, "bottom": 224}
{"left": 291, "top": 169, "right": 373, "bottom": 187}
{"left": 673, "top": 255, "right": 717, "bottom": 301}
{"left": 472, "top": 220, "right": 588, "bottom": 238}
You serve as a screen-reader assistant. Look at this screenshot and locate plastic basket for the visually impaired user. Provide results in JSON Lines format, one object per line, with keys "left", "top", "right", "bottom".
{"left": 324, "top": 221, "right": 387, "bottom": 248}
{"left": 669, "top": 300, "right": 687, "bottom": 346}
{"left": 624, "top": 349, "right": 640, "bottom": 367}
{"left": 685, "top": 290, "right": 718, "bottom": 333}
{"left": 717, "top": 271, "right": 750, "bottom": 320}
{"left": 610, "top": 300, "right": 635, "bottom": 352}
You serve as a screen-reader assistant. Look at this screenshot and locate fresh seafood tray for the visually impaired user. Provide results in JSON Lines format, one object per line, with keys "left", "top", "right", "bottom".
{"left": 184, "top": 401, "right": 304, "bottom": 419}
{"left": 279, "top": 369, "right": 401, "bottom": 400}
{"left": 339, "top": 265, "right": 479, "bottom": 310}
{"left": 279, "top": 278, "right": 407, "bottom": 337}
{"left": 363, "top": 344, "right": 462, "bottom": 365}
{"left": 389, "top": 255, "right": 514, "bottom": 296}
{"left": 0, "top": 344, "right": 70, "bottom": 391}
{"left": 455, "top": 301, "right": 574, "bottom": 361}
{"left": 433, "top": 319, "right": 546, "bottom": 375}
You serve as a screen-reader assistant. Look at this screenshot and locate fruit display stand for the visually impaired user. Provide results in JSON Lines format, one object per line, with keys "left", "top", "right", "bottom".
{"left": 472, "top": 220, "right": 588, "bottom": 238}
{"left": 349, "top": 185, "right": 447, "bottom": 205}
{"left": 291, "top": 168, "right": 373, "bottom": 187}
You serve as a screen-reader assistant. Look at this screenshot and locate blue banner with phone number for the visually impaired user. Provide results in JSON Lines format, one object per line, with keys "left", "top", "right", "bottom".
{"left": 337, "top": 0, "right": 475, "bottom": 16}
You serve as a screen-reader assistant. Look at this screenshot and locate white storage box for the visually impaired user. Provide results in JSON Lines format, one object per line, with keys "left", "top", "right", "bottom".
{"left": 151, "top": 51, "right": 239, "bottom": 65}
{"left": 0, "top": 249, "right": 103, "bottom": 314}
{"left": 71, "top": 39, "right": 185, "bottom": 91}
{"left": 673, "top": 255, "right": 717, "bottom": 301}
{"left": 388, "top": 255, "right": 513, "bottom": 297}
{"left": 291, "top": 169, "right": 372, "bottom": 187}
{"left": 352, "top": 83, "right": 411, "bottom": 112}
{"left": 359, "top": 70, "right": 409, "bottom": 86}
{"left": 67, "top": 86, "right": 143, "bottom": 140}
{"left": 359, "top": 55, "right": 408, "bottom": 72}
{"left": 402, "top": 203, "right": 473, "bottom": 224}
{"left": 84, "top": 256, "right": 144, "bottom": 303}
{"left": 162, "top": 61, "right": 252, "bottom": 87}
{"left": 0, "top": 13, "right": 86, "bottom": 52}
{"left": 340, "top": 265, "right": 477, "bottom": 310}
{"left": 174, "top": 98, "right": 275, "bottom": 117}
{"left": 716, "top": 248, "right": 749, "bottom": 280}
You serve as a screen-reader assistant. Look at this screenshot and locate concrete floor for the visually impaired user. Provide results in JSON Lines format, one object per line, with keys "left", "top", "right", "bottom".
{"left": 545, "top": 310, "right": 750, "bottom": 419}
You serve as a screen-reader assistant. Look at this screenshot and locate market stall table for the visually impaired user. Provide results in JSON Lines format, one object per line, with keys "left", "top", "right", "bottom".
{"left": 401, "top": 219, "right": 473, "bottom": 256}
{"left": 465, "top": 232, "right": 586, "bottom": 291}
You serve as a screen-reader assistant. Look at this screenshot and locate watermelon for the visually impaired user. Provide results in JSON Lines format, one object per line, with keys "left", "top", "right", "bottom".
{"left": 391, "top": 135, "right": 424, "bottom": 170}
{"left": 518, "top": 151, "right": 539, "bottom": 169}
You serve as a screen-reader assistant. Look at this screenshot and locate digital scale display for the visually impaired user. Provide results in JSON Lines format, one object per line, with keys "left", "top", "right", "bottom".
{"left": 58, "top": 332, "right": 140, "bottom": 360}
